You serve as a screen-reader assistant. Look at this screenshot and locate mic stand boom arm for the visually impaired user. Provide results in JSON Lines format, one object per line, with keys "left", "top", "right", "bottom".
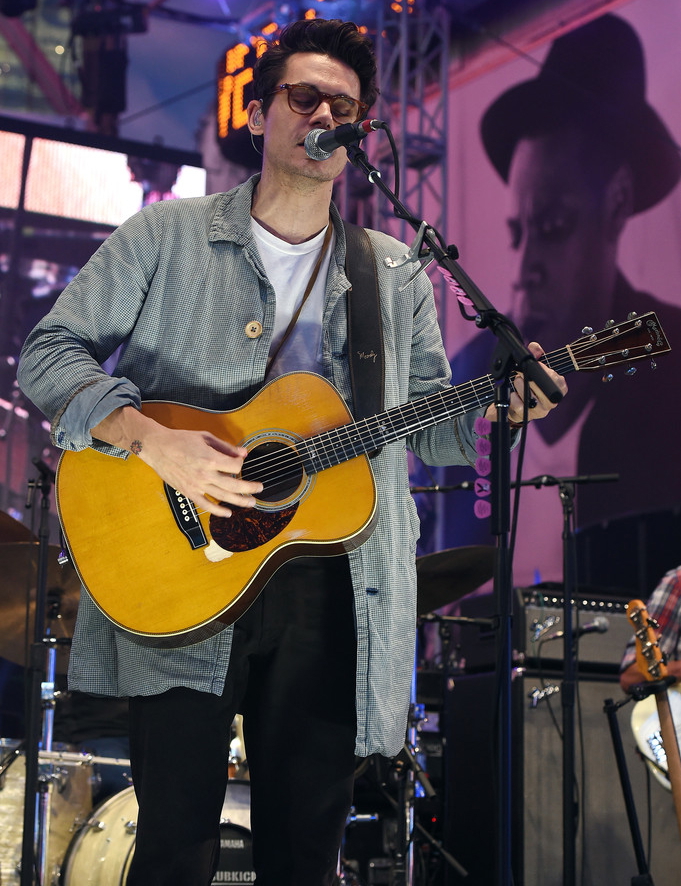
{"left": 345, "top": 141, "right": 563, "bottom": 886}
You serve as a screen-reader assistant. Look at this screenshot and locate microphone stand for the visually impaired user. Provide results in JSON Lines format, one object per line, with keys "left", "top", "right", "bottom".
{"left": 344, "top": 139, "right": 563, "bottom": 886}
{"left": 20, "top": 459, "right": 57, "bottom": 886}
{"left": 603, "top": 691, "right": 657, "bottom": 886}
{"left": 554, "top": 472, "right": 619, "bottom": 886}
{"left": 411, "top": 472, "right": 619, "bottom": 495}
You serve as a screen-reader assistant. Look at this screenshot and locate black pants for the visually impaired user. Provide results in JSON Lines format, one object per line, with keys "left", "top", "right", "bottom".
{"left": 126, "top": 556, "right": 358, "bottom": 886}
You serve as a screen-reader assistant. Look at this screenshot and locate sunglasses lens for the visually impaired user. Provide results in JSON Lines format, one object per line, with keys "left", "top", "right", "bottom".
{"left": 329, "top": 97, "right": 358, "bottom": 123}
{"left": 287, "top": 85, "right": 360, "bottom": 123}
{"left": 288, "top": 85, "right": 320, "bottom": 114}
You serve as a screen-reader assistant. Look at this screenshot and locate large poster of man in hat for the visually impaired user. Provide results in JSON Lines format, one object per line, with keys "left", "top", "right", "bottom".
{"left": 436, "top": 6, "right": 681, "bottom": 590}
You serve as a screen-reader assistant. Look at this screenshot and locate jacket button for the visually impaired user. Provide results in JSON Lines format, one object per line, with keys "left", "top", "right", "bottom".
{"left": 245, "top": 321, "right": 263, "bottom": 338}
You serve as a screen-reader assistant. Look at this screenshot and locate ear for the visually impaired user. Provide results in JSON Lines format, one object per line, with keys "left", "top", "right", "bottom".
{"left": 247, "top": 100, "right": 264, "bottom": 134}
{"left": 604, "top": 163, "right": 634, "bottom": 241}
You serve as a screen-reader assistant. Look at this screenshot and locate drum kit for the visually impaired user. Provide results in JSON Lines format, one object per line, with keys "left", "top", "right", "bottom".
{"left": 0, "top": 508, "right": 258, "bottom": 885}
{"left": 0, "top": 506, "right": 494, "bottom": 885}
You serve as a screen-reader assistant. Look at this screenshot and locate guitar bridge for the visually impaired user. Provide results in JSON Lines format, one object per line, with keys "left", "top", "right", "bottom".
{"left": 163, "top": 484, "right": 208, "bottom": 549}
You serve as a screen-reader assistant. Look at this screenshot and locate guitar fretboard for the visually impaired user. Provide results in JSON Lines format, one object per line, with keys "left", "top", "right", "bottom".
{"left": 299, "top": 346, "right": 573, "bottom": 473}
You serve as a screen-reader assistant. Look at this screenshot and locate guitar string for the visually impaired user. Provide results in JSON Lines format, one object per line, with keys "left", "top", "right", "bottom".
{"left": 185, "top": 329, "right": 648, "bottom": 514}
{"left": 229, "top": 331, "right": 638, "bottom": 481}
{"left": 207, "top": 337, "right": 645, "bottom": 496}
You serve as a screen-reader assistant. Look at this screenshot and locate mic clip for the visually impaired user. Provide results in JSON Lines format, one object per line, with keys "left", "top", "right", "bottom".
{"left": 384, "top": 220, "right": 435, "bottom": 291}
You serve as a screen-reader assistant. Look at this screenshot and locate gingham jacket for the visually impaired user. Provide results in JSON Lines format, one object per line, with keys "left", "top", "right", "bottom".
{"left": 18, "top": 176, "right": 484, "bottom": 756}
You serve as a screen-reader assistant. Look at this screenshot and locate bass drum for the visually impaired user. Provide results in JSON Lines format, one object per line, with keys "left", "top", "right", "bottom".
{"left": 60, "top": 780, "right": 254, "bottom": 885}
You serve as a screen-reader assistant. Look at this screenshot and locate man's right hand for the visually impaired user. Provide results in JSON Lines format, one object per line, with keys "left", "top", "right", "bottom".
{"left": 91, "top": 405, "right": 263, "bottom": 517}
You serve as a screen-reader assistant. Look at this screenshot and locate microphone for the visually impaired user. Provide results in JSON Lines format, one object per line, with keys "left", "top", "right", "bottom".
{"left": 578, "top": 615, "right": 610, "bottom": 636}
{"left": 543, "top": 616, "right": 609, "bottom": 642}
{"left": 304, "top": 119, "right": 383, "bottom": 161}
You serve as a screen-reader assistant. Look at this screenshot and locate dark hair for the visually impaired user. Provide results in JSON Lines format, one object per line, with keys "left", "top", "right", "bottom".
{"left": 253, "top": 19, "right": 378, "bottom": 115}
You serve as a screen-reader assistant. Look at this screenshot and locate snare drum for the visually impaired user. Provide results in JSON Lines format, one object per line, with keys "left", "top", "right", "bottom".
{"left": 61, "top": 780, "right": 254, "bottom": 885}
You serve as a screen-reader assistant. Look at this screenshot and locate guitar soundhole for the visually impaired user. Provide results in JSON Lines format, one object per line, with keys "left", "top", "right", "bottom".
{"left": 242, "top": 441, "right": 304, "bottom": 505}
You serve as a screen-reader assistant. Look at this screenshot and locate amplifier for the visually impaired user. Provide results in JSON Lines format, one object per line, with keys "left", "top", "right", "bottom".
{"left": 443, "top": 671, "right": 681, "bottom": 886}
{"left": 455, "top": 584, "right": 633, "bottom": 674}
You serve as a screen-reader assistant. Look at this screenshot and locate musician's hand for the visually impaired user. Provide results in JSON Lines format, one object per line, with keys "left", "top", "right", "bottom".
{"left": 136, "top": 425, "right": 263, "bottom": 518}
{"left": 91, "top": 406, "right": 263, "bottom": 517}
{"left": 484, "top": 342, "right": 568, "bottom": 426}
{"left": 620, "top": 659, "right": 681, "bottom": 693}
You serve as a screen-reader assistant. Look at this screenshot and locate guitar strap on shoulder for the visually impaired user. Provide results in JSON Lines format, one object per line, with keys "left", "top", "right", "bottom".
{"left": 343, "top": 222, "right": 385, "bottom": 446}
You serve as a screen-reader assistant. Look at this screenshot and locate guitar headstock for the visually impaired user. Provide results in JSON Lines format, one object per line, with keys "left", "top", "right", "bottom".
{"left": 626, "top": 598, "right": 668, "bottom": 682}
{"left": 568, "top": 312, "right": 670, "bottom": 373}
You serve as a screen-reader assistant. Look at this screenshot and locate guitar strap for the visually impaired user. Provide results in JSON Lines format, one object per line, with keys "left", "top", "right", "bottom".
{"left": 343, "top": 221, "right": 385, "bottom": 452}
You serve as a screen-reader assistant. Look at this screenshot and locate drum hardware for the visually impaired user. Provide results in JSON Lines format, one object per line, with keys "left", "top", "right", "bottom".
{"left": 338, "top": 807, "right": 380, "bottom": 885}
{"left": 385, "top": 608, "right": 483, "bottom": 885}
{"left": 0, "top": 461, "right": 90, "bottom": 886}
{"left": 60, "top": 780, "right": 255, "bottom": 885}
{"left": 367, "top": 544, "right": 498, "bottom": 886}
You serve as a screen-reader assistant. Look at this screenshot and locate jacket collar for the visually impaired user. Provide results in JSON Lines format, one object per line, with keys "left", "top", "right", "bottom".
{"left": 207, "top": 173, "right": 347, "bottom": 259}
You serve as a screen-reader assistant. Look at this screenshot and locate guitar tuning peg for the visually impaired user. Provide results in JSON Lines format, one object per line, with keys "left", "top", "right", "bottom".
{"left": 650, "top": 359, "right": 658, "bottom": 371}
{"left": 625, "top": 366, "right": 637, "bottom": 376}
{"left": 605, "top": 319, "right": 616, "bottom": 327}
{"left": 627, "top": 311, "right": 638, "bottom": 320}
{"left": 601, "top": 373, "right": 614, "bottom": 383}
{"left": 581, "top": 326, "right": 594, "bottom": 335}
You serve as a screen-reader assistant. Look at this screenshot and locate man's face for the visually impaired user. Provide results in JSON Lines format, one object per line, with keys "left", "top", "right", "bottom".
{"left": 259, "top": 52, "right": 362, "bottom": 187}
{"left": 507, "top": 130, "right": 619, "bottom": 346}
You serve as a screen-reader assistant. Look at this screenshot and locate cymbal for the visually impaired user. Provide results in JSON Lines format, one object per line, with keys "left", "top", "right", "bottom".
{"left": 0, "top": 542, "right": 81, "bottom": 673}
{"left": 0, "top": 511, "right": 35, "bottom": 544}
{"left": 416, "top": 545, "right": 496, "bottom": 615}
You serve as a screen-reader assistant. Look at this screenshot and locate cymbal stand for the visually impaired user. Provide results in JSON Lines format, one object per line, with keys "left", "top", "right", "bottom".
{"left": 388, "top": 624, "right": 469, "bottom": 885}
{"left": 20, "top": 459, "right": 58, "bottom": 886}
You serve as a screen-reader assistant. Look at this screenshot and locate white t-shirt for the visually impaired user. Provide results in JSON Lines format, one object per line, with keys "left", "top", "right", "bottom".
{"left": 251, "top": 218, "right": 334, "bottom": 378}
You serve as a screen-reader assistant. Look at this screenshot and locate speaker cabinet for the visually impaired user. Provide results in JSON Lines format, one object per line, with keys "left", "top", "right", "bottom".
{"left": 443, "top": 671, "right": 681, "bottom": 886}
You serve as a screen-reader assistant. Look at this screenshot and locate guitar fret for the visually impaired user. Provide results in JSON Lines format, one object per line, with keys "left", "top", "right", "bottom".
{"left": 291, "top": 312, "right": 663, "bottom": 475}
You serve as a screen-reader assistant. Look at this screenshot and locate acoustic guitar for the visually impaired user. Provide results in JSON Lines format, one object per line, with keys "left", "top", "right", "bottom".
{"left": 56, "top": 312, "right": 669, "bottom": 646}
{"left": 626, "top": 599, "right": 681, "bottom": 840}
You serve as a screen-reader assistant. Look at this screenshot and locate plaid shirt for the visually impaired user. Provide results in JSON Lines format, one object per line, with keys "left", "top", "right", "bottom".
{"left": 18, "top": 176, "right": 485, "bottom": 757}
{"left": 620, "top": 566, "right": 681, "bottom": 673}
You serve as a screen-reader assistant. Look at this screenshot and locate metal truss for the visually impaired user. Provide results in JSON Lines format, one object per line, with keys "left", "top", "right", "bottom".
{"left": 341, "top": 3, "right": 450, "bottom": 246}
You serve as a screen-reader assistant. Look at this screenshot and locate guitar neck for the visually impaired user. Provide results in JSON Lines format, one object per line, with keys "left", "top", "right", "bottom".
{"left": 299, "top": 346, "right": 573, "bottom": 473}
{"left": 627, "top": 599, "right": 681, "bottom": 842}
{"left": 656, "top": 692, "right": 681, "bottom": 840}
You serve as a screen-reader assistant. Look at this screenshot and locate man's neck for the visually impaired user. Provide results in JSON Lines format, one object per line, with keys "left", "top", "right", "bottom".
{"left": 250, "top": 173, "right": 333, "bottom": 244}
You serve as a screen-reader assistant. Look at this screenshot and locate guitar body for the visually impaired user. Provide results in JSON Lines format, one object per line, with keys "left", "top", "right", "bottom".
{"left": 631, "top": 686, "right": 681, "bottom": 789}
{"left": 56, "top": 372, "right": 377, "bottom": 646}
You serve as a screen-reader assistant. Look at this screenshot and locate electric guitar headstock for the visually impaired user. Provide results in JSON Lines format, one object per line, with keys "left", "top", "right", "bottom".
{"left": 626, "top": 598, "right": 668, "bottom": 682}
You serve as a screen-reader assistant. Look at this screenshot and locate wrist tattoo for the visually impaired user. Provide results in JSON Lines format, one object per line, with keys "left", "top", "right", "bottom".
{"left": 130, "top": 439, "right": 143, "bottom": 455}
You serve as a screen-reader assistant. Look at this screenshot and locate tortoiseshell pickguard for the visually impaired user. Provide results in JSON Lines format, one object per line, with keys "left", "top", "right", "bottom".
{"left": 209, "top": 504, "right": 299, "bottom": 553}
